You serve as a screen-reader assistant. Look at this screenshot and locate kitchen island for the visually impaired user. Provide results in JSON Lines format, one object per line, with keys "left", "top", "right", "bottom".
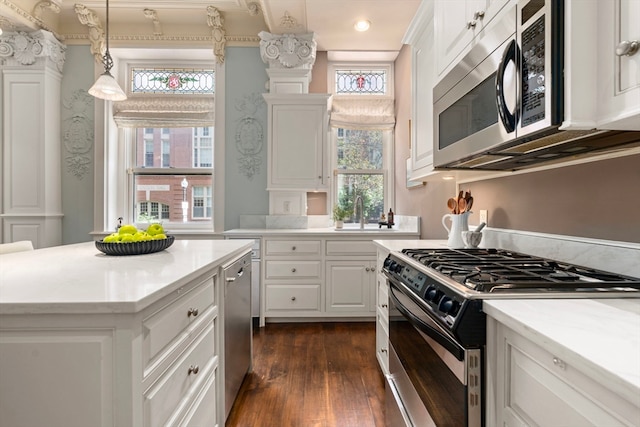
{"left": 0, "top": 239, "right": 253, "bottom": 427}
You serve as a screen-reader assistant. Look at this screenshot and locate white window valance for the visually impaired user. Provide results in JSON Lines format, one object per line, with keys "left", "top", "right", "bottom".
{"left": 112, "top": 96, "right": 215, "bottom": 128}
{"left": 329, "top": 97, "right": 395, "bottom": 130}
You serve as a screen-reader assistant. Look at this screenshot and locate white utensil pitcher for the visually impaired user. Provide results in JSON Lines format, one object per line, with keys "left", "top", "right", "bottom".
{"left": 442, "top": 212, "right": 470, "bottom": 248}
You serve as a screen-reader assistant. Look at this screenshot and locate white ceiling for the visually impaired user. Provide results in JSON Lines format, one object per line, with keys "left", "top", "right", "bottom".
{"left": 0, "top": 0, "right": 422, "bottom": 53}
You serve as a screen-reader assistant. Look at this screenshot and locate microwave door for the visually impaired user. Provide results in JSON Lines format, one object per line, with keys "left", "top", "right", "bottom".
{"left": 433, "top": 36, "right": 516, "bottom": 167}
{"left": 516, "top": 0, "right": 564, "bottom": 138}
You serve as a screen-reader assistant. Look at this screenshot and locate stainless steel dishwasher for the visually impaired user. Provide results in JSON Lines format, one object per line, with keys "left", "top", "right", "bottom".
{"left": 223, "top": 252, "right": 253, "bottom": 420}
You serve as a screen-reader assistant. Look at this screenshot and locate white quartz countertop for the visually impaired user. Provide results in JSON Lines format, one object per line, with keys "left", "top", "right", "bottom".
{"left": 223, "top": 227, "right": 420, "bottom": 236}
{"left": 484, "top": 299, "right": 640, "bottom": 399}
{"left": 0, "top": 239, "right": 253, "bottom": 315}
{"left": 373, "top": 239, "right": 448, "bottom": 252}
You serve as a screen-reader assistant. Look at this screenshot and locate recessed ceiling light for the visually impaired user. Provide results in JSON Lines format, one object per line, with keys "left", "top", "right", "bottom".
{"left": 354, "top": 20, "right": 370, "bottom": 32}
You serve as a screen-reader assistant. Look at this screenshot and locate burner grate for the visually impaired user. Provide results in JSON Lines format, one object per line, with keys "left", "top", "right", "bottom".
{"left": 401, "top": 248, "right": 640, "bottom": 293}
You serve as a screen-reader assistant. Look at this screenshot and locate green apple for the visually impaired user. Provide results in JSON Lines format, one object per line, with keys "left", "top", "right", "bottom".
{"left": 132, "top": 232, "right": 147, "bottom": 242}
{"left": 152, "top": 233, "right": 167, "bottom": 240}
{"left": 118, "top": 224, "right": 138, "bottom": 235}
{"left": 146, "top": 223, "right": 164, "bottom": 236}
{"left": 103, "top": 233, "right": 120, "bottom": 243}
{"left": 120, "top": 234, "right": 135, "bottom": 243}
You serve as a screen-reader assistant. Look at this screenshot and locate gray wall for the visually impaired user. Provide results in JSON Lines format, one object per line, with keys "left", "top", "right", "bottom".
{"left": 223, "top": 47, "right": 269, "bottom": 230}
{"left": 464, "top": 154, "right": 640, "bottom": 243}
{"left": 60, "top": 45, "right": 96, "bottom": 244}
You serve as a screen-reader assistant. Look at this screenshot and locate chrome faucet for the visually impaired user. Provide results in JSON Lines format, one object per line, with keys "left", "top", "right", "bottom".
{"left": 354, "top": 195, "right": 365, "bottom": 229}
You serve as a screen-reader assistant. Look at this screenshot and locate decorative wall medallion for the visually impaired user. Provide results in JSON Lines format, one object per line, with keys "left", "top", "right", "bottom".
{"left": 258, "top": 31, "right": 316, "bottom": 69}
{"left": 62, "top": 90, "right": 94, "bottom": 179}
{"left": 235, "top": 93, "right": 265, "bottom": 180}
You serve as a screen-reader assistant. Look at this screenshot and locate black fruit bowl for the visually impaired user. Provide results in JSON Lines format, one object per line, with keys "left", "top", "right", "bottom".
{"left": 95, "top": 235, "right": 175, "bottom": 256}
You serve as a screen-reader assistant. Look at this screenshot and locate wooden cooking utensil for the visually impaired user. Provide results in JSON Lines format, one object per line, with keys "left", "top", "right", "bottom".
{"left": 447, "top": 198, "right": 458, "bottom": 214}
{"left": 465, "top": 196, "right": 473, "bottom": 212}
{"left": 458, "top": 198, "right": 467, "bottom": 213}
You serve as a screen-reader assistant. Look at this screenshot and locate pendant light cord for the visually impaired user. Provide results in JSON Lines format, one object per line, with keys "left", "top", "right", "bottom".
{"left": 102, "top": 0, "right": 114, "bottom": 72}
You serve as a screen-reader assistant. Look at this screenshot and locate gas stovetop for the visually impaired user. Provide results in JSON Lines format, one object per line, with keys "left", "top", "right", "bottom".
{"left": 385, "top": 248, "right": 640, "bottom": 301}
{"left": 401, "top": 248, "right": 640, "bottom": 293}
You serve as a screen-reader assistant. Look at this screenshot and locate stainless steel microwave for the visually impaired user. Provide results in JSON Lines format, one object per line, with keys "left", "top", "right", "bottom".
{"left": 433, "top": 0, "right": 640, "bottom": 170}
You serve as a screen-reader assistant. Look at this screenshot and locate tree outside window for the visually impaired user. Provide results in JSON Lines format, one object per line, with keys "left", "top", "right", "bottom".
{"left": 335, "top": 128, "right": 385, "bottom": 224}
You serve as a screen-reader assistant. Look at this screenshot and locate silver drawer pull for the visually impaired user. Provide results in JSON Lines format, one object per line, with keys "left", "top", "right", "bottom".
{"left": 292, "top": 246, "right": 296, "bottom": 251}
{"left": 381, "top": 304, "right": 388, "bottom": 308}
{"left": 291, "top": 296, "right": 296, "bottom": 301}
{"left": 553, "top": 357, "right": 566, "bottom": 370}
{"left": 187, "top": 308, "right": 199, "bottom": 317}
{"left": 291, "top": 268, "right": 297, "bottom": 273}
{"left": 381, "top": 348, "right": 388, "bottom": 354}
{"left": 188, "top": 365, "right": 200, "bottom": 375}
{"left": 467, "top": 20, "right": 477, "bottom": 29}
{"left": 616, "top": 40, "right": 639, "bottom": 57}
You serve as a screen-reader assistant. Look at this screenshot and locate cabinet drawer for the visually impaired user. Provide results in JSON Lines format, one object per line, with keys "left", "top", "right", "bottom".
{"left": 326, "top": 240, "right": 376, "bottom": 256}
{"left": 144, "top": 321, "right": 215, "bottom": 427}
{"left": 142, "top": 277, "right": 215, "bottom": 374}
{"left": 265, "top": 239, "right": 321, "bottom": 256}
{"left": 265, "top": 260, "right": 321, "bottom": 279}
{"left": 377, "top": 278, "right": 389, "bottom": 318}
{"left": 265, "top": 284, "right": 321, "bottom": 311}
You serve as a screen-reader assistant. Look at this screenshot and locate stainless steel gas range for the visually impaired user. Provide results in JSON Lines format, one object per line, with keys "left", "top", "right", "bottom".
{"left": 382, "top": 248, "right": 640, "bottom": 427}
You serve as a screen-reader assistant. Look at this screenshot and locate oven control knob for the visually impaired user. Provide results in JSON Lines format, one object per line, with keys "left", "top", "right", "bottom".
{"left": 383, "top": 258, "right": 393, "bottom": 269}
{"left": 439, "top": 297, "right": 460, "bottom": 315}
{"left": 425, "top": 286, "right": 442, "bottom": 303}
{"left": 393, "top": 264, "right": 403, "bottom": 274}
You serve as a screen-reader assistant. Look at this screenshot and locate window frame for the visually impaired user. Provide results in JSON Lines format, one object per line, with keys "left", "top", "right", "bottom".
{"left": 327, "top": 61, "right": 395, "bottom": 221}
{"left": 96, "top": 51, "right": 225, "bottom": 235}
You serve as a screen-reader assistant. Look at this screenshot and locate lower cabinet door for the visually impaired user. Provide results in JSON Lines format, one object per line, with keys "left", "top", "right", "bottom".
{"left": 144, "top": 322, "right": 215, "bottom": 427}
{"left": 171, "top": 368, "right": 219, "bottom": 427}
{"left": 325, "top": 261, "right": 373, "bottom": 312}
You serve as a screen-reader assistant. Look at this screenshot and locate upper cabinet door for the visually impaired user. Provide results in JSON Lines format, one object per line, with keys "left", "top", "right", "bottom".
{"left": 596, "top": 0, "right": 640, "bottom": 130}
{"left": 264, "top": 94, "right": 331, "bottom": 191}
{"left": 434, "top": 0, "right": 510, "bottom": 79}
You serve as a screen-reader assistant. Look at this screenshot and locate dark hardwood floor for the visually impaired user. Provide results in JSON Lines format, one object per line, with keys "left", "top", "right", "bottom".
{"left": 226, "top": 322, "right": 385, "bottom": 427}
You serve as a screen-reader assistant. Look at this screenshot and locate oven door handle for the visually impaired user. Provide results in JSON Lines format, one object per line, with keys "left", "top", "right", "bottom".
{"left": 389, "top": 282, "right": 465, "bottom": 361}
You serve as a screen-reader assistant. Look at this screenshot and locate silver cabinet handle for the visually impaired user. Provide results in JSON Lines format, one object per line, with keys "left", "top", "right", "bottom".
{"left": 187, "top": 307, "right": 199, "bottom": 317}
{"left": 616, "top": 40, "right": 639, "bottom": 57}
{"left": 381, "top": 348, "right": 388, "bottom": 354}
{"left": 291, "top": 246, "right": 296, "bottom": 251}
{"left": 291, "top": 268, "right": 297, "bottom": 273}
{"left": 365, "top": 267, "right": 370, "bottom": 272}
{"left": 467, "top": 21, "right": 477, "bottom": 29}
{"left": 291, "top": 296, "right": 296, "bottom": 301}
{"left": 552, "top": 357, "right": 566, "bottom": 370}
{"left": 474, "top": 10, "right": 485, "bottom": 19}
{"left": 381, "top": 304, "right": 388, "bottom": 308}
{"left": 226, "top": 277, "right": 236, "bottom": 283}
{"left": 188, "top": 365, "right": 200, "bottom": 375}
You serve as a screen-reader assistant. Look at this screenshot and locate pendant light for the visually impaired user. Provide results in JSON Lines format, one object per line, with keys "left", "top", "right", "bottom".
{"left": 89, "top": 0, "right": 126, "bottom": 101}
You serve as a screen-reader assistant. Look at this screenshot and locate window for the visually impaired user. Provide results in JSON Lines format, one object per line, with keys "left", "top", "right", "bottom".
{"left": 193, "top": 127, "right": 213, "bottom": 168}
{"left": 161, "top": 129, "right": 170, "bottom": 167}
{"left": 192, "top": 186, "right": 212, "bottom": 219}
{"left": 333, "top": 128, "right": 389, "bottom": 224}
{"left": 132, "top": 127, "right": 213, "bottom": 226}
{"left": 329, "top": 61, "right": 395, "bottom": 224}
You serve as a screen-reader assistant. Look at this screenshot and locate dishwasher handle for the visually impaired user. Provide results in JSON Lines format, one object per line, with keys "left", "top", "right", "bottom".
{"left": 225, "top": 266, "right": 246, "bottom": 283}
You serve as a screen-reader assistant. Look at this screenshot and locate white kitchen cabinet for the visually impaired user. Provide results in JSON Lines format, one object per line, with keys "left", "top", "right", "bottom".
{"left": 434, "top": 0, "right": 510, "bottom": 79}
{"left": 325, "top": 260, "right": 376, "bottom": 313}
{"left": 487, "top": 317, "right": 639, "bottom": 427}
{"left": 375, "top": 247, "right": 391, "bottom": 374}
{"left": 263, "top": 94, "right": 331, "bottom": 191}
{"left": 404, "top": 1, "right": 438, "bottom": 181}
{"left": 0, "top": 272, "right": 221, "bottom": 427}
{"left": 596, "top": 0, "right": 640, "bottom": 130}
{"left": 263, "top": 238, "right": 323, "bottom": 320}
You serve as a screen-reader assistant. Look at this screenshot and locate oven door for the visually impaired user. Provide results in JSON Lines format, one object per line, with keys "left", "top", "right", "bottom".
{"left": 386, "top": 278, "right": 482, "bottom": 427}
